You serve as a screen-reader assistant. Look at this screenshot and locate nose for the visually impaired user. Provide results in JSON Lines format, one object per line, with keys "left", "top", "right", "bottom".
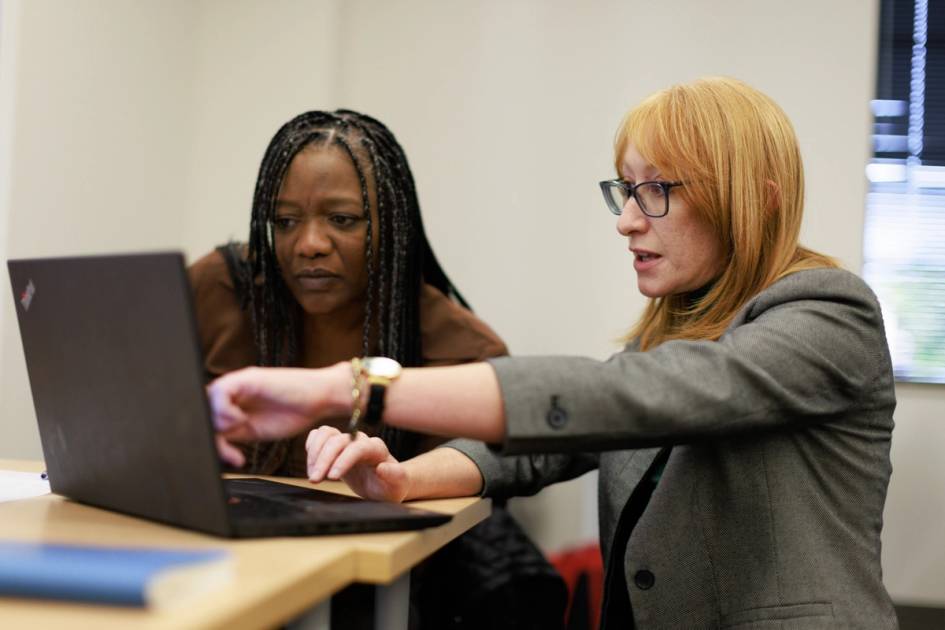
{"left": 616, "top": 196, "right": 648, "bottom": 237}
{"left": 296, "top": 219, "right": 332, "bottom": 258}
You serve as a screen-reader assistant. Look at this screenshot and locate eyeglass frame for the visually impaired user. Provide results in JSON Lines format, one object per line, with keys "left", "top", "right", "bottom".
{"left": 598, "top": 179, "right": 685, "bottom": 218}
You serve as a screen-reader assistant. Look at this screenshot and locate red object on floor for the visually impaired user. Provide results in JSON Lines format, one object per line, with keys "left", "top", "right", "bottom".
{"left": 549, "top": 541, "right": 604, "bottom": 630}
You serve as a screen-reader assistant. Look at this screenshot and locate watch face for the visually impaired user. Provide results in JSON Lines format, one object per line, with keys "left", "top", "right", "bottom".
{"left": 364, "top": 357, "right": 402, "bottom": 379}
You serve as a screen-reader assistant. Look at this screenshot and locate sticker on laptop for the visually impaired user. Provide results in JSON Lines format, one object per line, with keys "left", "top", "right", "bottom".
{"left": 20, "top": 280, "right": 35, "bottom": 311}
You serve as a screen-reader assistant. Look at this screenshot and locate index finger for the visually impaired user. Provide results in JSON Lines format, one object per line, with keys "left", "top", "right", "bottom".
{"left": 207, "top": 378, "right": 249, "bottom": 431}
{"left": 326, "top": 435, "right": 391, "bottom": 480}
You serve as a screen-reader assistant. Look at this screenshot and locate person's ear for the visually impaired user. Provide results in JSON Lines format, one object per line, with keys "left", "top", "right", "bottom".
{"left": 764, "top": 180, "right": 780, "bottom": 215}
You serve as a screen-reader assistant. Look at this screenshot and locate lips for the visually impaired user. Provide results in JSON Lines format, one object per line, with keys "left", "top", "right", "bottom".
{"left": 294, "top": 268, "right": 341, "bottom": 290}
{"left": 631, "top": 248, "right": 662, "bottom": 272}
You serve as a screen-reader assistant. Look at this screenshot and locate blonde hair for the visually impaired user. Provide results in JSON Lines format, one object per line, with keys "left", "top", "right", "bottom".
{"left": 616, "top": 77, "right": 838, "bottom": 350}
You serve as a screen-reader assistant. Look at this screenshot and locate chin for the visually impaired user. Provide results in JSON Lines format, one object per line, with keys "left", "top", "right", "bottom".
{"left": 298, "top": 300, "right": 342, "bottom": 316}
{"left": 289, "top": 291, "right": 338, "bottom": 316}
{"left": 636, "top": 281, "right": 670, "bottom": 299}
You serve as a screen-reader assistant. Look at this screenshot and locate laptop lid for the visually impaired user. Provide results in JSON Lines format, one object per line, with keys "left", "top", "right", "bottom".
{"left": 8, "top": 252, "right": 233, "bottom": 536}
{"left": 8, "top": 251, "right": 451, "bottom": 538}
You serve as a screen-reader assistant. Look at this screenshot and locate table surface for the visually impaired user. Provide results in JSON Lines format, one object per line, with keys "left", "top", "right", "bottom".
{"left": 0, "top": 459, "right": 489, "bottom": 630}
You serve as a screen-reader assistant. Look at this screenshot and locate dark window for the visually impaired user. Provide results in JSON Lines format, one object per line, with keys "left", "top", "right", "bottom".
{"left": 864, "top": 0, "right": 945, "bottom": 384}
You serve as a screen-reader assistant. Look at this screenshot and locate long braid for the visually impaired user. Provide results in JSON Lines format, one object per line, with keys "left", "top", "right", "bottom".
{"left": 337, "top": 111, "right": 446, "bottom": 458}
{"left": 367, "top": 140, "right": 391, "bottom": 356}
{"left": 330, "top": 133, "right": 375, "bottom": 358}
{"left": 343, "top": 114, "right": 412, "bottom": 456}
{"left": 377, "top": 117, "right": 423, "bottom": 457}
{"left": 246, "top": 114, "right": 338, "bottom": 471}
{"left": 342, "top": 116, "right": 401, "bottom": 452}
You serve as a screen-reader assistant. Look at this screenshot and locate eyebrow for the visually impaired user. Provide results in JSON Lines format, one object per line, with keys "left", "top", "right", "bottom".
{"left": 619, "top": 167, "right": 664, "bottom": 181}
{"left": 274, "top": 199, "right": 302, "bottom": 211}
{"left": 274, "top": 197, "right": 366, "bottom": 214}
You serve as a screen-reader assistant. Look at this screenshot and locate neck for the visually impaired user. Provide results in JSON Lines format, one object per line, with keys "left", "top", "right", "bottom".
{"left": 684, "top": 282, "right": 714, "bottom": 308}
{"left": 300, "top": 304, "right": 368, "bottom": 368}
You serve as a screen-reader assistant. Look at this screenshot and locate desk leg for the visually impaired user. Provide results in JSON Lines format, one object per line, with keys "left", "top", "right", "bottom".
{"left": 375, "top": 572, "right": 410, "bottom": 630}
{"left": 287, "top": 599, "right": 330, "bottom": 630}
{"left": 328, "top": 573, "right": 410, "bottom": 630}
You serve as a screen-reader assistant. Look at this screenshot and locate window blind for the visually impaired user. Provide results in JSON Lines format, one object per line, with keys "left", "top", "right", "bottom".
{"left": 864, "top": 0, "right": 945, "bottom": 383}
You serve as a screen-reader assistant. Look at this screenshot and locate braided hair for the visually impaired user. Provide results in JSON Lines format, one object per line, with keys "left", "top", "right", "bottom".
{"left": 233, "top": 110, "right": 468, "bottom": 470}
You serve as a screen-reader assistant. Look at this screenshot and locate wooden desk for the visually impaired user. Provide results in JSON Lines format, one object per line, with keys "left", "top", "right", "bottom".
{"left": 0, "top": 459, "right": 489, "bottom": 630}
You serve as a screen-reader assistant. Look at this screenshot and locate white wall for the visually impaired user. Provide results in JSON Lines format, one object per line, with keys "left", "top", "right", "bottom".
{"left": 1, "top": 0, "right": 942, "bottom": 606}
{"left": 0, "top": 0, "right": 341, "bottom": 459}
{"left": 881, "top": 385, "right": 945, "bottom": 605}
{"left": 1, "top": 0, "right": 201, "bottom": 460}
{"left": 0, "top": 0, "right": 17, "bottom": 418}
{"left": 178, "top": 0, "right": 343, "bottom": 258}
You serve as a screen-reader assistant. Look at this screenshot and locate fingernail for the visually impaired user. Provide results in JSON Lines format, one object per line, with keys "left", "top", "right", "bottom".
{"left": 328, "top": 467, "right": 340, "bottom": 479}
{"left": 310, "top": 468, "right": 322, "bottom": 479}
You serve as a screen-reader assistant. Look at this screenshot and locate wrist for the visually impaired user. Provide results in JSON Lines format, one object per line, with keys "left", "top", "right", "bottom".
{"left": 323, "top": 362, "right": 358, "bottom": 417}
{"left": 400, "top": 457, "right": 418, "bottom": 501}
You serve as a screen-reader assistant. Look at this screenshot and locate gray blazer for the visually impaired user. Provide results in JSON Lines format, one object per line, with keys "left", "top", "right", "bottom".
{"left": 450, "top": 268, "right": 897, "bottom": 629}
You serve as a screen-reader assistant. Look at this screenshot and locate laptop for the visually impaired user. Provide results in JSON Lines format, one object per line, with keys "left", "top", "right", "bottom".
{"left": 7, "top": 251, "right": 451, "bottom": 538}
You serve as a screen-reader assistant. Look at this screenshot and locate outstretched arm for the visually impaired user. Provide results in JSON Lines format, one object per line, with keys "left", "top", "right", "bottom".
{"left": 208, "top": 361, "right": 596, "bottom": 502}
{"left": 208, "top": 361, "right": 507, "bottom": 466}
{"left": 384, "top": 363, "right": 505, "bottom": 442}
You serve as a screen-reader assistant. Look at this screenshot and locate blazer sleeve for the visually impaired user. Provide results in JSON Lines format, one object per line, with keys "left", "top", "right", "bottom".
{"left": 489, "top": 268, "right": 896, "bottom": 454}
{"left": 444, "top": 439, "right": 599, "bottom": 499}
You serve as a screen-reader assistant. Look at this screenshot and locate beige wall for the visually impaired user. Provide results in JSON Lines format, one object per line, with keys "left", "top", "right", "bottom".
{"left": 1, "top": 0, "right": 942, "bottom": 605}
{"left": 178, "top": 0, "right": 343, "bottom": 257}
{"left": 0, "top": 0, "right": 341, "bottom": 458}
{"left": 1, "top": 0, "right": 201, "bottom": 459}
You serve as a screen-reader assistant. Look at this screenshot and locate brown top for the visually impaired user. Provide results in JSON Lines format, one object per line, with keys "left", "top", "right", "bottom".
{"left": 188, "top": 249, "right": 508, "bottom": 475}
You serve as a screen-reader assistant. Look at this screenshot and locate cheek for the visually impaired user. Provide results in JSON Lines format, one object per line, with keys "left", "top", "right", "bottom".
{"left": 687, "top": 231, "right": 725, "bottom": 278}
{"left": 663, "top": 222, "right": 723, "bottom": 277}
{"left": 341, "top": 235, "right": 369, "bottom": 280}
{"left": 273, "top": 235, "right": 292, "bottom": 268}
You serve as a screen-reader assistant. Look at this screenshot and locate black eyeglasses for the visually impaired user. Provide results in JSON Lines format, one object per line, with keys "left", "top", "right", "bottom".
{"left": 598, "top": 179, "right": 684, "bottom": 218}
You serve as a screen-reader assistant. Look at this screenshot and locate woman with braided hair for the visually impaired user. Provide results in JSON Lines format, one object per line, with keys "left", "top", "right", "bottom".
{"left": 189, "top": 109, "right": 505, "bottom": 471}
{"left": 189, "top": 110, "right": 566, "bottom": 629}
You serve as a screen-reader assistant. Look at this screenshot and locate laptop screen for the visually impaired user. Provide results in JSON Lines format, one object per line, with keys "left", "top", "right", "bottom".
{"left": 9, "top": 252, "right": 232, "bottom": 535}
{"left": 8, "top": 252, "right": 451, "bottom": 538}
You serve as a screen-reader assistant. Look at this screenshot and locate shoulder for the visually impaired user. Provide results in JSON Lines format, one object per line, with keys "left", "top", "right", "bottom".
{"left": 420, "top": 283, "right": 508, "bottom": 364}
{"left": 188, "top": 247, "right": 238, "bottom": 292}
{"left": 768, "top": 267, "right": 874, "bottom": 298}
{"left": 188, "top": 247, "right": 255, "bottom": 377}
{"left": 743, "top": 267, "right": 881, "bottom": 321}
{"left": 730, "top": 267, "right": 892, "bottom": 383}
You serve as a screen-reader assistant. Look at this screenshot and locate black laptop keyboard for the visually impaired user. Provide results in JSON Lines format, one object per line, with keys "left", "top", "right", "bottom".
{"left": 224, "top": 477, "right": 447, "bottom": 519}
{"left": 221, "top": 477, "right": 451, "bottom": 537}
{"left": 224, "top": 478, "right": 362, "bottom": 520}
{"left": 228, "top": 492, "right": 369, "bottom": 520}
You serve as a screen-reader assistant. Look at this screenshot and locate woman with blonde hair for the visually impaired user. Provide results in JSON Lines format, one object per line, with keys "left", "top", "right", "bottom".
{"left": 208, "top": 78, "right": 898, "bottom": 629}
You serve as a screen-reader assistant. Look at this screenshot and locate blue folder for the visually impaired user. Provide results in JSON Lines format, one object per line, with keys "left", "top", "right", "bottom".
{"left": 0, "top": 541, "right": 230, "bottom": 607}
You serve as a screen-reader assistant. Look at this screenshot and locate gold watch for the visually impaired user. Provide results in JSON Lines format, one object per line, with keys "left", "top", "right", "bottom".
{"left": 359, "top": 357, "right": 402, "bottom": 429}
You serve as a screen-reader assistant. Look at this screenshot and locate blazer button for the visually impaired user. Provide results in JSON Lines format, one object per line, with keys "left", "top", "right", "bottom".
{"left": 634, "top": 569, "right": 655, "bottom": 590}
{"left": 546, "top": 395, "right": 568, "bottom": 429}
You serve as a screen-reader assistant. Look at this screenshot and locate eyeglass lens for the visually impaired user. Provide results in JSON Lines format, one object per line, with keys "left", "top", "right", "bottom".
{"left": 604, "top": 182, "right": 669, "bottom": 217}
